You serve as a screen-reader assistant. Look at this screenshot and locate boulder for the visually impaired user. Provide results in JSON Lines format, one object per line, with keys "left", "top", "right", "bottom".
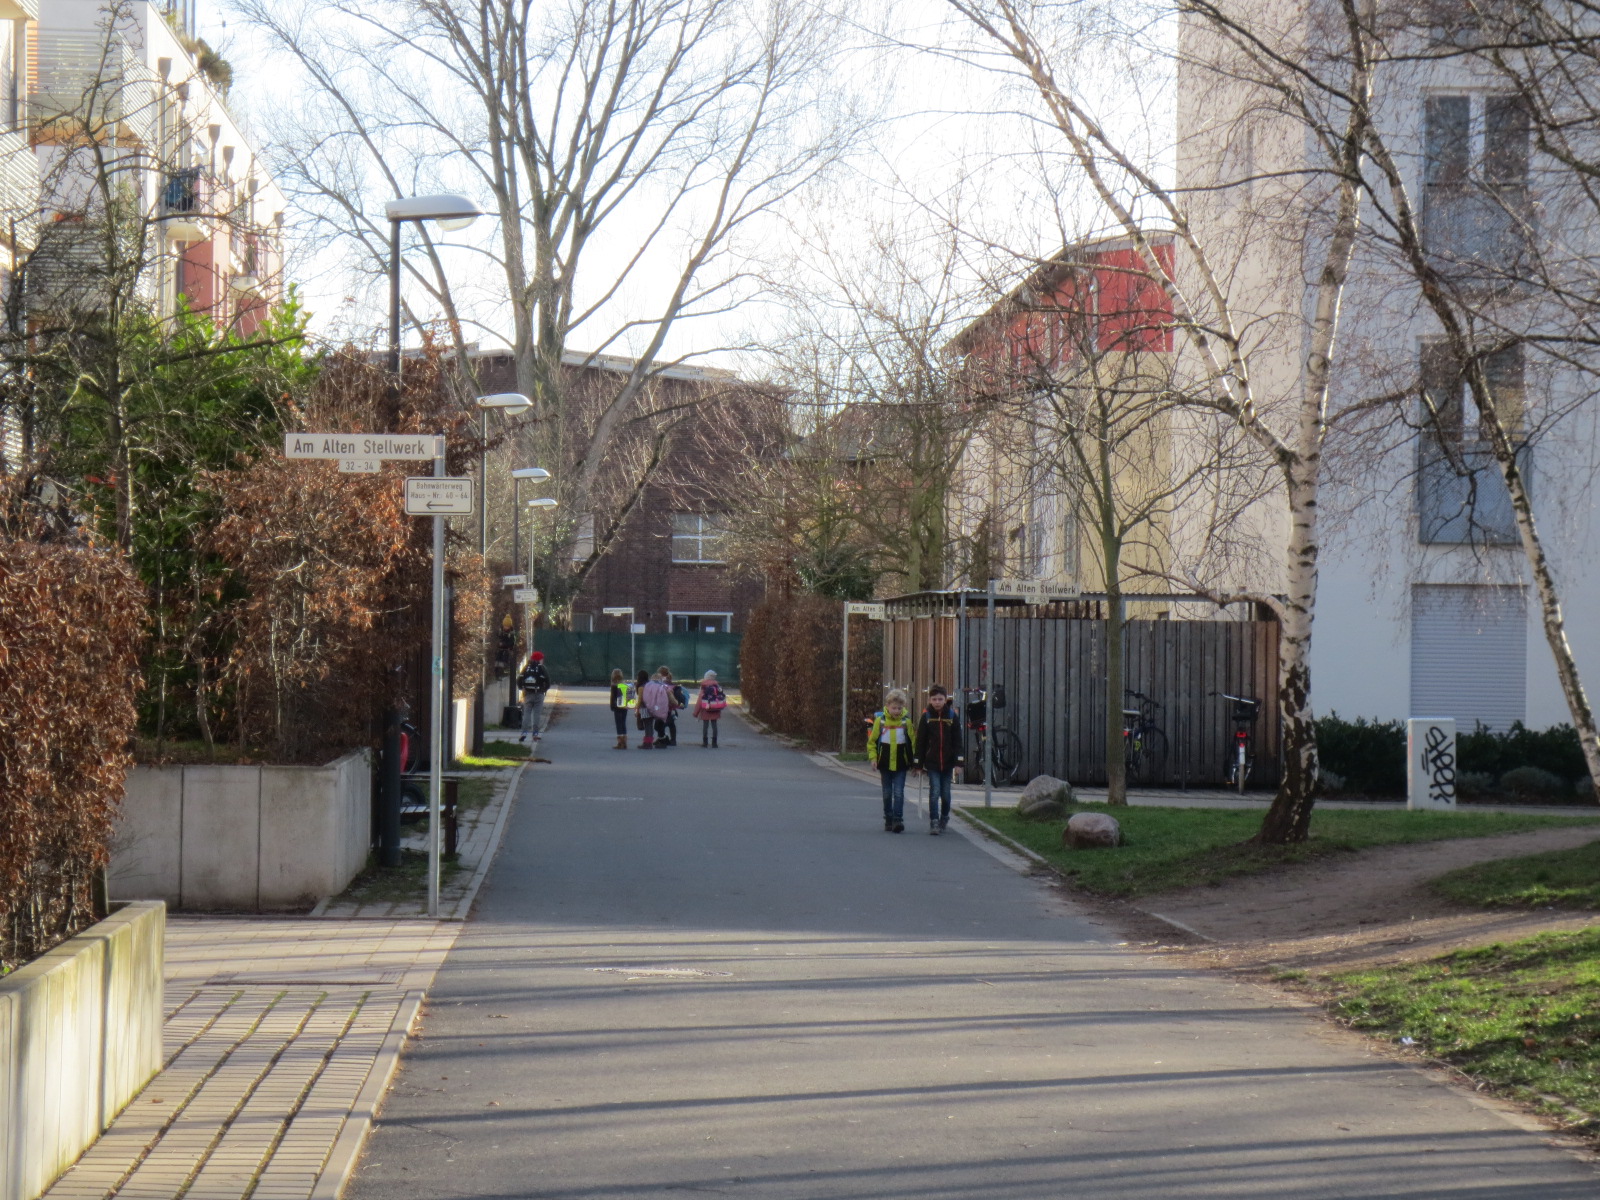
{"left": 1063, "top": 811, "right": 1122, "bottom": 849}
{"left": 1016, "top": 775, "right": 1074, "bottom": 820}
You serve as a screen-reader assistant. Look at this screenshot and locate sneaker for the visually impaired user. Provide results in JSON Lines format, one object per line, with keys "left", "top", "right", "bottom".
{"left": 518, "top": 732, "right": 527, "bottom": 743}
{"left": 929, "top": 825, "right": 941, "bottom": 836}
{"left": 892, "top": 821, "right": 905, "bottom": 833}
{"left": 884, "top": 818, "right": 894, "bottom": 832}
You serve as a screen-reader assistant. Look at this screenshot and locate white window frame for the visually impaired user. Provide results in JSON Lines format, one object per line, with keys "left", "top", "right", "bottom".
{"left": 670, "top": 512, "right": 729, "bottom": 564}
{"left": 667, "top": 611, "right": 733, "bottom": 634}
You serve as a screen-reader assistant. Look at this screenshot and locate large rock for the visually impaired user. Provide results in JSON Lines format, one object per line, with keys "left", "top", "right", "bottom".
{"left": 1063, "top": 811, "right": 1122, "bottom": 849}
{"left": 1016, "top": 775, "right": 1074, "bottom": 820}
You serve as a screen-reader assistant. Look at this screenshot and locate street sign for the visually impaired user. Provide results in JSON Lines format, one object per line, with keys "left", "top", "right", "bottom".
{"left": 404, "top": 478, "right": 473, "bottom": 516}
{"left": 629, "top": 623, "right": 646, "bottom": 634}
{"left": 338, "top": 459, "right": 381, "bottom": 474}
{"left": 502, "top": 574, "right": 527, "bottom": 587}
{"left": 285, "top": 433, "right": 443, "bottom": 460}
{"left": 513, "top": 587, "right": 539, "bottom": 605}
{"left": 602, "top": 606, "right": 633, "bottom": 617}
{"left": 992, "top": 578, "right": 1079, "bottom": 604}
{"left": 845, "top": 602, "right": 886, "bottom": 619}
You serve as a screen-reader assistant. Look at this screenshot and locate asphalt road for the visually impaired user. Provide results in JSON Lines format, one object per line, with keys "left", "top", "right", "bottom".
{"left": 348, "top": 688, "right": 1598, "bottom": 1199}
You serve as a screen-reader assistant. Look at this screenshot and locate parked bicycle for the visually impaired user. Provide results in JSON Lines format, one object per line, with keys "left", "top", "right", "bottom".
{"left": 962, "top": 686, "right": 1023, "bottom": 786}
{"left": 1213, "top": 691, "right": 1261, "bottom": 793}
{"left": 1122, "top": 690, "right": 1169, "bottom": 783}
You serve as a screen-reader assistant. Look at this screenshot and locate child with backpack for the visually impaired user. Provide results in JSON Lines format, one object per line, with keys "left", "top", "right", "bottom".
{"left": 634, "top": 669, "right": 654, "bottom": 748}
{"left": 868, "top": 689, "right": 916, "bottom": 832}
{"left": 693, "top": 670, "right": 727, "bottom": 747}
{"left": 609, "top": 669, "right": 632, "bottom": 749}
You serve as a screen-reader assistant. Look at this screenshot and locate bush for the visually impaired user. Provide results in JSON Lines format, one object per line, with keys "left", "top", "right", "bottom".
{"left": 1499, "top": 765, "right": 1565, "bottom": 799}
{"left": 0, "top": 538, "right": 144, "bottom": 971}
{"left": 1319, "top": 769, "right": 1346, "bottom": 794}
{"left": 741, "top": 589, "right": 881, "bottom": 750}
{"left": 1455, "top": 770, "right": 1496, "bottom": 798}
{"left": 1458, "top": 722, "right": 1587, "bottom": 788}
{"left": 1314, "top": 714, "right": 1406, "bottom": 796}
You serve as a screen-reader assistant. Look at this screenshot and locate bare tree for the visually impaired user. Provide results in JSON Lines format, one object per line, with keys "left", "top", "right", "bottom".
{"left": 235, "top": 0, "right": 864, "bottom": 583}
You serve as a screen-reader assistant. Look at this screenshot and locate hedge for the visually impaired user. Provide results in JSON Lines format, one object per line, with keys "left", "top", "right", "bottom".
{"left": 740, "top": 590, "right": 881, "bottom": 749}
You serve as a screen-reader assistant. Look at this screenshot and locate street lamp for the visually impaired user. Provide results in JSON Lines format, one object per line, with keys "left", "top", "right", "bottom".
{"left": 501, "top": 467, "right": 551, "bottom": 713}
{"left": 383, "top": 192, "right": 481, "bottom": 919}
{"left": 474, "top": 393, "right": 533, "bottom": 556}
{"left": 524, "top": 497, "right": 558, "bottom": 668}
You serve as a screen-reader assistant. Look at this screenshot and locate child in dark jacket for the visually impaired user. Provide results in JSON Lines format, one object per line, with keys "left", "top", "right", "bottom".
{"left": 914, "top": 685, "right": 964, "bottom": 835}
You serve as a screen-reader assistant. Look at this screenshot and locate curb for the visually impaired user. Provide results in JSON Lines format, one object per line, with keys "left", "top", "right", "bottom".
{"left": 447, "top": 759, "right": 527, "bottom": 921}
{"left": 309, "top": 989, "right": 425, "bottom": 1200}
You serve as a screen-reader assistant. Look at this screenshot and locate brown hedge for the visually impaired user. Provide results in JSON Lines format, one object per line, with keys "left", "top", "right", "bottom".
{"left": 740, "top": 590, "right": 881, "bottom": 750}
{"left": 0, "top": 539, "right": 144, "bottom": 971}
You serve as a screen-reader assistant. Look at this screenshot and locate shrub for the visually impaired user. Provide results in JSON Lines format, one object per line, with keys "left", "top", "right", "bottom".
{"left": 1455, "top": 770, "right": 1496, "bottom": 798}
{"left": 1458, "top": 723, "right": 1587, "bottom": 788}
{"left": 741, "top": 589, "right": 881, "bottom": 749}
{"left": 0, "top": 537, "right": 144, "bottom": 971}
{"left": 1314, "top": 714, "right": 1406, "bottom": 796}
{"left": 1319, "top": 769, "right": 1346, "bottom": 794}
{"left": 1499, "top": 766, "right": 1565, "bottom": 799}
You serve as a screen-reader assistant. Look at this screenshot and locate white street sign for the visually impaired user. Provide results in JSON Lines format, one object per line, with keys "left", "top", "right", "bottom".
{"left": 845, "top": 602, "right": 886, "bottom": 619}
{"left": 629, "top": 623, "right": 646, "bottom": 634}
{"left": 285, "top": 433, "right": 443, "bottom": 460}
{"left": 602, "top": 606, "right": 633, "bottom": 616}
{"left": 404, "top": 478, "right": 473, "bottom": 516}
{"left": 992, "top": 578, "right": 1079, "bottom": 604}
{"left": 1407, "top": 717, "right": 1457, "bottom": 810}
{"left": 338, "top": 459, "right": 381, "bottom": 474}
{"left": 502, "top": 574, "right": 527, "bottom": 587}
{"left": 513, "top": 587, "right": 539, "bottom": 605}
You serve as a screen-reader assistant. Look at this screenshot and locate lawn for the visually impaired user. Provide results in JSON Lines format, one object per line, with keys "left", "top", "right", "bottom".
{"left": 455, "top": 739, "right": 532, "bottom": 768}
{"left": 1431, "top": 838, "right": 1600, "bottom": 909}
{"left": 338, "top": 848, "right": 465, "bottom": 905}
{"left": 1325, "top": 928, "right": 1600, "bottom": 1128}
{"left": 963, "top": 804, "right": 1600, "bottom": 898}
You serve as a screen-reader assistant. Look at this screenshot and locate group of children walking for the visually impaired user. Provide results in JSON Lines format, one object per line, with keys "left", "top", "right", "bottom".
{"left": 608, "top": 667, "right": 727, "bottom": 749}
{"left": 867, "top": 685, "right": 965, "bottom": 835}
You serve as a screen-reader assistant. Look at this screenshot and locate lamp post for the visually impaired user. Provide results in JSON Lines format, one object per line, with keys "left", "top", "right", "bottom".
{"left": 525, "top": 497, "right": 557, "bottom": 664}
{"left": 473, "top": 395, "right": 533, "bottom": 748}
{"left": 505, "top": 467, "right": 550, "bottom": 712}
{"left": 602, "top": 606, "right": 636, "bottom": 678}
{"left": 384, "top": 193, "right": 481, "bottom": 918}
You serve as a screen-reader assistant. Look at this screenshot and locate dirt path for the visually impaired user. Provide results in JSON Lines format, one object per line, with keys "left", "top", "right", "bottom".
{"left": 1128, "top": 824, "right": 1600, "bottom": 972}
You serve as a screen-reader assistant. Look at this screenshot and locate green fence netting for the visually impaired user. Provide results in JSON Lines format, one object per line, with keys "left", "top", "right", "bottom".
{"left": 532, "top": 631, "right": 742, "bottom": 685}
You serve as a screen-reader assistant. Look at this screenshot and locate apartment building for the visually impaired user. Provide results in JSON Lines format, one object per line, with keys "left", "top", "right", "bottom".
{"left": 945, "top": 235, "right": 1177, "bottom": 596}
{"left": 1175, "top": 3, "right": 1600, "bottom": 732}
{"left": 28, "top": 0, "right": 284, "bottom": 330}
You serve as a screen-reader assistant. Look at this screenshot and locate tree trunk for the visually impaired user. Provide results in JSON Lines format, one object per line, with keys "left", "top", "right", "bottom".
{"left": 1105, "top": 588, "right": 1127, "bottom": 805}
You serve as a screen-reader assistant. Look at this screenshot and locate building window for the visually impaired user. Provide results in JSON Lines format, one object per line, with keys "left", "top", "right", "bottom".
{"left": 668, "top": 612, "right": 732, "bottom": 634}
{"left": 1423, "top": 93, "right": 1531, "bottom": 281}
{"left": 671, "top": 512, "right": 728, "bottom": 564}
{"left": 1417, "top": 342, "right": 1524, "bottom": 546}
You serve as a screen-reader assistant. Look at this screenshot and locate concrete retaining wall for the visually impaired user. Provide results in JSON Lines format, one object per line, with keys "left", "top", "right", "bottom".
{"left": 110, "top": 751, "right": 371, "bottom": 910}
{"left": 0, "top": 902, "right": 164, "bottom": 1200}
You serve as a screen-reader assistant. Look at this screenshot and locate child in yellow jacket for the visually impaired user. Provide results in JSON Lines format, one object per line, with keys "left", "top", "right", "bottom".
{"left": 868, "top": 689, "right": 916, "bottom": 833}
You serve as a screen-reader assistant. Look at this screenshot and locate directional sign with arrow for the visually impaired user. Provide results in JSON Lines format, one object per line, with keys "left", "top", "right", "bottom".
{"left": 404, "top": 478, "right": 474, "bottom": 515}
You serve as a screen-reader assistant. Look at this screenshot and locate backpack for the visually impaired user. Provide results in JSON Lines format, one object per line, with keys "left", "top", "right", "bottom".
{"left": 673, "top": 683, "right": 688, "bottom": 709}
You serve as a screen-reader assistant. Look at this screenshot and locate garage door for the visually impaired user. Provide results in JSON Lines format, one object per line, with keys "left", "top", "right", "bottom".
{"left": 1410, "top": 584, "right": 1526, "bottom": 731}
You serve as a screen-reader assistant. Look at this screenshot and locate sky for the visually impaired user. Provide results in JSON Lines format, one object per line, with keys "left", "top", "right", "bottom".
{"left": 203, "top": 0, "right": 1173, "bottom": 378}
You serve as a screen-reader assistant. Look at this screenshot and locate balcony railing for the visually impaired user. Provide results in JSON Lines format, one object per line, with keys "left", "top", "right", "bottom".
{"left": 29, "top": 32, "right": 156, "bottom": 146}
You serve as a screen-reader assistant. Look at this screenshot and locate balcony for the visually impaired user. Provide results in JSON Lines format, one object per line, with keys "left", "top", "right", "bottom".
{"left": 158, "top": 167, "right": 208, "bottom": 240}
{"left": 30, "top": 31, "right": 156, "bottom": 147}
{"left": 0, "top": 128, "right": 39, "bottom": 245}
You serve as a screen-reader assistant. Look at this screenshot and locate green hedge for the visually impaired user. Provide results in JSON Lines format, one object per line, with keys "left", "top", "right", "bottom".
{"left": 1315, "top": 713, "right": 1591, "bottom": 797}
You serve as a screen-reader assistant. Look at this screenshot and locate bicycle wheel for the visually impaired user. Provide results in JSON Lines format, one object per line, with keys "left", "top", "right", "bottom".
{"left": 989, "top": 728, "right": 1023, "bottom": 785}
{"left": 1128, "top": 727, "right": 1169, "bottom": 785}
{"left": 1234, "top": 740, "right": 1249, "bottom": 794}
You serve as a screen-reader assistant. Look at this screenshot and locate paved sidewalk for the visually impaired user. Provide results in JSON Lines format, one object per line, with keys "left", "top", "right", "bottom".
{"left": 42, "top": 918, "right": 462, "bottom": 1200}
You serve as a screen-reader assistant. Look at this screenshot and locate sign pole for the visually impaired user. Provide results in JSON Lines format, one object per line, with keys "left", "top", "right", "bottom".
{"left": 985, "top": 578, "right": 995, "bottom": 809}
{"left": 840, "top": 607, "right": 850, "bottom": 755}
{"left": 428, "top": 450, "right": 445, "bottom": 919}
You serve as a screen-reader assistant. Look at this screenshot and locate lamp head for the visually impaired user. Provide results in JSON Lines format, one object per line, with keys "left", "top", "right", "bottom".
{"left": 511, "top": 467, "right": 550, "bottom": 480}
{"left": 526, "top": 498, "right": 558, "bottom": 509}
{"left": 384, "top": 194, "right": 482, "bottom": 225}
{"left": 476, "top": 393, "right": 532, "bottom": 410}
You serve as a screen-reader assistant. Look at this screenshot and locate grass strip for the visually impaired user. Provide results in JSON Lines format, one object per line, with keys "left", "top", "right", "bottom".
{"left": 456, "top": 740, "right": 530, "bottom": 768}
{"left": 964, "top": 804, "right": 1598, "bottom": 898}
{"left": 339, "top": 849, "right": 466, "bottom": 905}
{"left": 1431, "top": 838, "right": 1600, "bottom": 909}
{"left": 1325, "top": 928, "right": 1600, "bottom": 1127}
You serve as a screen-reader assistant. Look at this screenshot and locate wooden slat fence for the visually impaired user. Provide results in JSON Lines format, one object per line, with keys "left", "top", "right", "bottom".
{"left": 881, "top": 609, "right": 1279, "bottom": 787}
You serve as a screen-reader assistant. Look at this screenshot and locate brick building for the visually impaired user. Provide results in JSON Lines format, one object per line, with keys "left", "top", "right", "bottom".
{"left": 474, "top": 350, "right": 776, "bottom": 636}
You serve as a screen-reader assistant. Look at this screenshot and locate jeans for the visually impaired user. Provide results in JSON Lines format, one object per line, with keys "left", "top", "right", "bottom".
{"left": 926, "top": 769, "right": 953, "bottom": 825}
{"left": 879, "top": 767, "right": 907, "bottom": 823}
{"left": 521, "top": 692, "right": 546, "bottom": 737}
{"left": 612, "top": 708, "right": 628, "bottom": 735}
{"left": 701, "top": 719, "right": 718, "bottom": 746}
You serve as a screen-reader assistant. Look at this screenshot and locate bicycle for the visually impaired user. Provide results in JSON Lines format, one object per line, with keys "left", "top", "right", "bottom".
{"left": 962, "top": 686, "right": 1023, "bottom": 786}
{"left": 1214, "top": 691, "right": 1261, "bottom": 793}
{"left": 1122, "top": 690, "right": 1169, "bottom": 784}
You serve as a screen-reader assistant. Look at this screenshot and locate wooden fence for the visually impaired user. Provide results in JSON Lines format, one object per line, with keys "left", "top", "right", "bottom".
{"left": 879, "top": 598, "right": 1280, "bottom": 788}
